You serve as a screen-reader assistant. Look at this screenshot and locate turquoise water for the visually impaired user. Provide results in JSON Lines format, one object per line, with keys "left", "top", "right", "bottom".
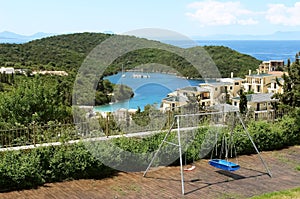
{"left": 94, "top": 40, "right": 300, "bottom": 112}
{"left": 94, "top": 72, "right": 203, "bottom": 112}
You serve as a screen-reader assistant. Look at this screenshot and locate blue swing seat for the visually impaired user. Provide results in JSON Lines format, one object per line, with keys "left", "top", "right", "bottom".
{"left": 209, "top": 159, "right": 240, "bottom": 171}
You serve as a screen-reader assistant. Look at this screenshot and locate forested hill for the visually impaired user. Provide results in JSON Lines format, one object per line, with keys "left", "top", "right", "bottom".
{"left": 0, "top": 32, "right": 261, "bottom": 77}
{"left": 0, "top": 33, "right": 110, "bottom": 72}
{"left": 203, "top": 46, "right": 261, "bottom": 78}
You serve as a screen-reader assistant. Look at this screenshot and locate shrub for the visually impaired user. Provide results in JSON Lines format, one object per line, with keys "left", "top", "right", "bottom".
{"left": 0, "top": 143, "right": 114, "bottom": 191}
{"left": 0, "top": 114, "right": 299, "bottom": 191}
{"left": 0, "top": 150, "right": 44, "bottom": 190}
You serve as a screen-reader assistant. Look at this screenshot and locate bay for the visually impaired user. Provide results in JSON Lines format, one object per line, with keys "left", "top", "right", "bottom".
{"left": 94, "top": 40, "right": 300, "bottom": 112}
{"left": 94, "top": 72, "right": 203, "bottom": 112}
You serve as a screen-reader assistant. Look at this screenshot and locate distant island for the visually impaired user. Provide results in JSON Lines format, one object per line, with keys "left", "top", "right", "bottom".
{"left": 0, "top": 31, "right": 55, "bottom": 44}
{"left": 192, "top": 31, "right": 300, "bottom": 41}
{"left": 2, "top": 30, "right": 300, "bottom": 44}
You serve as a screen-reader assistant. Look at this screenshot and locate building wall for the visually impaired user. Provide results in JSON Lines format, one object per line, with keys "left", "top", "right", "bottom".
{"left": 232, "top": 100, "right": 274, "bottom": 111}
{"left": 161, "top": 100, "right": 187, "bottom": 112}
{"left": 0, "top": 67, "right": 15, "bottom": 74}
{"left": 243, "top": 75, "right": 276, "bottom": 93}
{"left": 267, "top": 81, "right": 284, "bottom": 94}
{"left": 259, "top": 60, "right": 284, "bottom": 73}
{"left": 230, "top": 79, "right": 243, "bottom": 97}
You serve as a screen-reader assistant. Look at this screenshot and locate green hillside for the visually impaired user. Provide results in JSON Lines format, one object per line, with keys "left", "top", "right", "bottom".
{"left": 0, "top": 33, "right": 110, "bottom": 71}
{"left": 0, "top": 32, "right": 261, "bottom": 77}
{"left": 204, "top": 45, "right": 261, "bottom": 77}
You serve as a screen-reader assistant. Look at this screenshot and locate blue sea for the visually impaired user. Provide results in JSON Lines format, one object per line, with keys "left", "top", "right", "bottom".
{"left": 94, "top": 40, "right": 300, "bottom": 112}
{"left": 166, "top": 40, "right": 300, "bottom": 62}
{"left": 197, "top": 40, "right": 300, "bottom": 62}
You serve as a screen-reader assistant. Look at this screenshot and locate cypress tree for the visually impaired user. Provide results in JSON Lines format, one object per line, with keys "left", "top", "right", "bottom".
{"left": 239, "top": 88, "right": 248, "bottom": 115}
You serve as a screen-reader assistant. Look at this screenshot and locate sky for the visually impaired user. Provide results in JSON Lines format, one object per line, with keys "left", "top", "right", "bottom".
{"left": 1, "top": 0, "right": 300, "bottom": 37}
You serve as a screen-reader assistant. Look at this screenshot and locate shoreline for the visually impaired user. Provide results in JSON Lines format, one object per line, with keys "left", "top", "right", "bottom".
{"left": 109, "top": 70, "right": 211, "bottom": 81}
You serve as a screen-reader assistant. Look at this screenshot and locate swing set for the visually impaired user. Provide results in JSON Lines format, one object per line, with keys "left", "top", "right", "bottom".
{"left": 143, "top": 105, "right": 272, "bottom": 195}
{"left": 209, "top": 113, "right": 240, "bottom": 172}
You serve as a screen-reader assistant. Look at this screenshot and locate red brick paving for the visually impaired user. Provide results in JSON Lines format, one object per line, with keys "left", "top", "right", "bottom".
{"left": 1, "top": 146, "right": 299, "bottom": 199}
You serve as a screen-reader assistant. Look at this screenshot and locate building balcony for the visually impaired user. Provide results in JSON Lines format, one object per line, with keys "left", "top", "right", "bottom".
{"left": 200, "top": 99, "right": 211, "bottom": 102}
{"left": 267, "top": 88, "right": 279, "bottom": 94}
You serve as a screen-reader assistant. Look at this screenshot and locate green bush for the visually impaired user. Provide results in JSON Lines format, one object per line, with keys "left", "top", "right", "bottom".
{"left": 182, "top": 115, "right": 299, "bottom": 163}
{"left": 277, "top": 115, "right": 300, "bottom": 146}
{"left": 0, "top": 150, "right": 44, "bottom": 190}
{"left": 0, "top": 143, "right": 114, "bottom": 191}
{"left": 242, "top": 120, "right": 284, "bottom": 152}
{"left": 0, "top": 114, "right": 299, "bottom": 191}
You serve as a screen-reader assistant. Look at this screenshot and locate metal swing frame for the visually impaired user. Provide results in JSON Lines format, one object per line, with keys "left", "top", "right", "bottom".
{"left": 143, "top": 108, "right": 272, "bottom": 195}
{"left": 209, "top": 114, "right": 240, "bottom": 172}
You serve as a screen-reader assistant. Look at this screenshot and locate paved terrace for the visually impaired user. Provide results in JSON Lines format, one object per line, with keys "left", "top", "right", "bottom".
{"left": 1, "top": 146, "right": 299, "bottom": 199}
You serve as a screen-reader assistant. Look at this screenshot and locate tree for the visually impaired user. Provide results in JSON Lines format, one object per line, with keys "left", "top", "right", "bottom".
{"left": 225, "top": 86, "right": 231, "bottom": 104}
{"left": 295, "top": 52, "right": 299, "bottom": 65}
{"left": 0, "top": 83, "right": 4, "bottom": 92}
{"left": 238, "top": 88, "right": 248, "bottom": 115}
{"left": 132, "top": 105, "right": 154, "bottom": 126}
{"left": 276, "top": 54, "right": 300, "bottom": 108}
{"left": 0, "top": 76, "right": 73, "bottom": 127}
{"left": 112, "top": 84, "right": 134, "bottom": 102}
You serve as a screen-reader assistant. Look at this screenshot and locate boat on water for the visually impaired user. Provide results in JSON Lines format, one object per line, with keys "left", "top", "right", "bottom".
{"left": 122, "top": 64, "right": 126, "bottom": 78}
{"left": 132, "top": 73, "right": 150, "bottom": 78}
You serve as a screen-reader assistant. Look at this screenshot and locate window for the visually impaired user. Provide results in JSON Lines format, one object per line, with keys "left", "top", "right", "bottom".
{"left": 234, "top": 102, "right": 237, "bottom": 106}
{"left": 230, "top": 86, "right": 233, "bottom": 90}
{"left": 257, "top": 85, "right": 261, "bottom": 92}
{"left": 215, "top": 88, "right": 218, "bottom": 91}
{"left": 235, "top": 82, "right": 239, "bottom": 85}
{"left": 202, "top": 92, "right": 210, "bottom": 99}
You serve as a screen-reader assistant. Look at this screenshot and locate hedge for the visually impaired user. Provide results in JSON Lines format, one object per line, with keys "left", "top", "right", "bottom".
{"left": 0, "top": 144, "right": 115, "bottom": 191}
{"left": 0, "top": 114, "right": 299, "bottom": 191}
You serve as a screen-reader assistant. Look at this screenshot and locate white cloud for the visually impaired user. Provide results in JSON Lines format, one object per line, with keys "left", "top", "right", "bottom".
{"left": 186, "top": 1, "right": 259, "bottom": 26}
{"left": 266, "top": 2, "right": 300, "bottom": 26}
{"left": 238, "top": 18, "right": 258, "bottom": 26}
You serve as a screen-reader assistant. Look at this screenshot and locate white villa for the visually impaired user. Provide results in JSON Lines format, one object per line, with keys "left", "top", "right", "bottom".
{"left": 161, "top": 96, "right": 189, "bottom": 112}
{"left": 258, "top": 60, "right": 284, "bottom": 73}
{"left": 160, "top": 60, "right": 286, "bottom": 118}
{"left": 232, "top": 93, "right": 278, "bottom": 120}
{"left": 0, "top": 67, "right": 15, "bottom": 74}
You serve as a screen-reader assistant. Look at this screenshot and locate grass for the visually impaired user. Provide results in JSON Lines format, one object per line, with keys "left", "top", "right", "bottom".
{"left": 273, "top": 149, "right": 300, "bottom": 170}
{"left": 126, "top": 184, "right": 141, "bottom": 192}
{"left": 250, "top": 187, "right": 300, "bottom": 199}
{"left": 110, "top": 183, "right": 141, "bottom": 196}
{"left": 110, "top": 185, "right": 126, "bottom": 196}
{"left": 218, "top": 192, "right": 245, "bottom": 199}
